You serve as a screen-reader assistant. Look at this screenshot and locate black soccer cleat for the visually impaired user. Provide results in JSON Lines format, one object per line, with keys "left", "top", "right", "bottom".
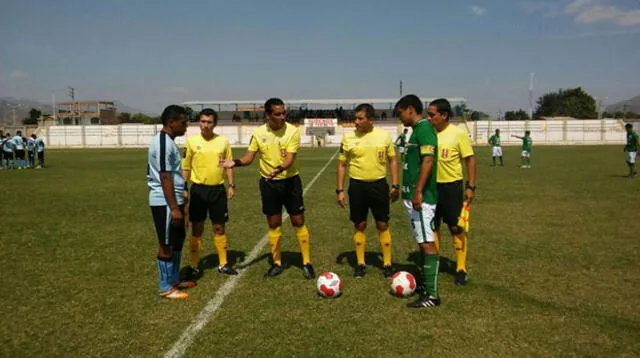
{"left": 406, "top": 295, "right": 441, "bottom": 308}
{"left": 217, "top": 264, "right": 238, "bottom": 276}
{"left": 382, "top": 265, "right": 394, "bottom": 278}
{"left": 264, "top": 264, "right": 285, "bottom": 278}
{"left": 455, "top": 270, "right": 469, "bottom": 285}
{"left": 302, "top": 263, "right": 316, "bottom": 279}
{"left": 353, "top": 264, "right": 366, "bottom": 278}
{"left": 186, "top": 267, "right": 202, "bottom": 280}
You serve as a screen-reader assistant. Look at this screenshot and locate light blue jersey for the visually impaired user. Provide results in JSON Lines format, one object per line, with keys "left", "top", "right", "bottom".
{"left": 27, "top": 138, "right": 36, "bottom": 151}
{"left": 2, "top": 138, "right": 14, "bottom": 152}
{"left": 147, "top": 132, "right": 185, "bottom": 206}
{"left": 35, "top": 137, "right": 45, "bottom": 152}
{"left": 12, "top": 136, "right": 24, "bottom": 150}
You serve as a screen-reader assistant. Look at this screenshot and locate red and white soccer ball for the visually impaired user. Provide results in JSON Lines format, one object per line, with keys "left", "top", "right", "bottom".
{"left": 316, "top": 272, "right": 343, "bottom": 298}
{"left": 390, "top": 271, "right": 416, "bottom": 297}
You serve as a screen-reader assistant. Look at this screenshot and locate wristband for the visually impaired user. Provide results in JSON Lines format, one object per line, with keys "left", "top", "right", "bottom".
{"left": 391, "top": 184, "right": 400, "bottom": 190}
{"left": 228, "top": 184, "right": 236, "bottom": 188}
{"left": 336, "top": 189, "right": 344, "bottom": 194}
{"left": 465, "top": 182, "right": 476, "bottom": 191}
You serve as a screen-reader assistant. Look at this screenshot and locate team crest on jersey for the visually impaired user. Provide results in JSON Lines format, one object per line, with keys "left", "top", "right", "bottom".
{"left": 441, "top": 148, "right": 449, "bottom": 158}
{"left": 280, "top": 148, "right": 287, "bottom": 157}
{"left": 196, "top": 145, "right": 201, "bottom": 150}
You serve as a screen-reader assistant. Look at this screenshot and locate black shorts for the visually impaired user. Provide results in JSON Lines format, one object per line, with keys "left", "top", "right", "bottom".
{"left": 27, "top": 151, "right": 34, "bottom": 159}
{"left": 188, "top": 183, "right": 229, "bottom": 223}
{"left": 3, "top": 151, "right": 12, "bottom": 160}
{"left": 348, "top": 178, "right": 390, "bottom": 223}
{"left": 435, "top": 180, "right": 464, "bottom": 230}
{"left": 15, "top": 150, "right": 25, "bottom": 160}
{"left": 259, "top": 175, "right": 304, "bottom": 216}
{"left": 37, "top": 152, "right": 44, "bottom": 160}
{"left": 150, "top": 204, "right": 186, "bottom": 249}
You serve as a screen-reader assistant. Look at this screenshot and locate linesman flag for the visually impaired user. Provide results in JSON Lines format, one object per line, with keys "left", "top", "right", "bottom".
{"left": 457, "top": 201, "right": 471, "bottom": 233}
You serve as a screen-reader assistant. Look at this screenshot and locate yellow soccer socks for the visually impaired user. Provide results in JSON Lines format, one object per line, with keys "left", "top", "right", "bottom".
{"left": 378, "top": 229, "right": 392, "bottom": 267}
{"left": 353, "top": 231, "right": 366, "bottom": 265}
{"left": 453, "top": 233, "right": 468, "bottom": 273}
{"left": 214, "top": 234, "right": 229, "bottom": 267}
{"left": 268, "top": 227, "right": 282, "bottom": 266}
{"left": 294, "top": 225, "right": 311, "bottom": 265}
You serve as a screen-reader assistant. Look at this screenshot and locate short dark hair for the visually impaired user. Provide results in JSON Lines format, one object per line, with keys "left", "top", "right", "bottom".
{"left": 264, "top": 98, "right": 285, "bottom": 114}
{"left": 355, "top": 103, "right": 375, "bottom": 119}
{"left": 17, "top": 130, "right": 22, "bottom": 136}
{"left": 395, "top": 95, "right": 423, "bottom": 115}
{"left": 161, "top": 105, "right": 188, "bottom": 126}
{"left": 429, "top": 98, "right": 452, "bottom": 121}
{"left": 198, "top": 108, "right": 218, "bottom": 123}
{"left": 31, "top": 134, "right": 36, "bottom": 139}
{"left": 625, "top": 123, "right": 633, "bottom": 129}
{"left": 525, "top": 130, "right": 531, "bottom": 135}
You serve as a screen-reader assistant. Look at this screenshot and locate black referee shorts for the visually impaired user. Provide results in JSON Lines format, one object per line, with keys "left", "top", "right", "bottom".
{"left": 188, "top": 183, "right": 229, "bottom": 223}
{"left": 348, "top": 178, "right": 390, "bottom": 223}
{"left": 259, "top": 175, "right": 305, "bottom": 216}
{"left": 435, "top": 180, "right": 464, "bottom": 230}
{"left": 150, "top": 204, "right": 186, "bottom": 250}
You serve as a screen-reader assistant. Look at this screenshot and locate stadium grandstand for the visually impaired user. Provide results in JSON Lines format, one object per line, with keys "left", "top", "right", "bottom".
{"left": 180, "top": 97, "right": 467, "bottom": 124}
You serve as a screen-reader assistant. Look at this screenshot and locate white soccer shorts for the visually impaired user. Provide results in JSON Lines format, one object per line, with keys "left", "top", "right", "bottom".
{"left": 521, "top": 150, "right": 530, "bottom": 158}
{"left": 403, "top": 200, "right": 436, "bottom": 244}
{"left": 398, "top": 146, "right": 406, "bottom": 154}
{"left": 626, "top": 151, "right": 637, "bottom": 164}
{"left": 492, "top": 147, "right": 502, "bottom": 157}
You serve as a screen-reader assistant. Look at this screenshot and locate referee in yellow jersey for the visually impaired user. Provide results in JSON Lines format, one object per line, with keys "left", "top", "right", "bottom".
{"left": 182, "top": 108, "right": 238, "bottom": 278}
{"left": 220, "top": 98, "right": 315, "bottom": 280}
{"left": 337, "top": 103, "right": 400, "bottom": 278}
{"left": 427, "top": 99, "right": 477, "bottom": 285}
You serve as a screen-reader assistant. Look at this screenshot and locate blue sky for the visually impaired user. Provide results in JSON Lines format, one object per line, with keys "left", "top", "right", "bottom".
{"left": 1, "top": 0, "right": 639, "bottom": 116}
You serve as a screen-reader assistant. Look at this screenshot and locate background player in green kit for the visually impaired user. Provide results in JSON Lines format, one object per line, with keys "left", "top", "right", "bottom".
{"left": 395, "top": 94, "right": 441, "bottom": 308}
{"left": 624, "top": 123, "right": 639, "bottom": 178}
{"left": 488, "top": 129, "right": 503, "bottom": 166}
{"left": 512, "top": 131, "right": 532, "bottom": 168}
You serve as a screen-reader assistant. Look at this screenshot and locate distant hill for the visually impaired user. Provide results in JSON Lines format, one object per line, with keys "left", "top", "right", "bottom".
{"left": 606, "top": 94, "right": 640, "bottom": 114}
{"left": 0, "top": 97, "right": 149, "bottom": 125}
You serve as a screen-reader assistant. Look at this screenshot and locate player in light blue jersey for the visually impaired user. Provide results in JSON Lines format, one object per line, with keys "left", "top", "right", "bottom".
{"left": 147, "top": 105, "right": 193, "bottom": 300}
{"left": 12, "top": 131, "right": 25, "bottom": 169}
{"left": 2, "top": 133, "right": 15, "bottom": 169}
{"left": 26, "top": 135, "right": 36, "bottom": 168}
{"left": 34, "top": 135, "right": 45, "bottom": 168}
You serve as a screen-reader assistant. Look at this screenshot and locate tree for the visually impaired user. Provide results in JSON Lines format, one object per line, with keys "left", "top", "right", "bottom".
{"left": 453, "top": 103, "right": 468, "bottom": 118}
{"left": 118, "top": 112, "right": 132, "bottom": 123}
{"left": 22, "top": 108, "right": 42, "bottom": 125}
{"left": 504, "top": 109, "right": 530, "bottom": 121}
{"left": 534, "top": 87, "right": 597, "bottom": 119}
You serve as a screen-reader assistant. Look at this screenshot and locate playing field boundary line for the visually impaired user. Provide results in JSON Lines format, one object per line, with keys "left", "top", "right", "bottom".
{"left": 165, "top": 150, "right": 339, "bottom": 358}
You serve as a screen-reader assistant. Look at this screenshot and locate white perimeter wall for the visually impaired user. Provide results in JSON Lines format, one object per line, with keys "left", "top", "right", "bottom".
{"left": 42, "top": 119, "right": 627, "bottom": 148}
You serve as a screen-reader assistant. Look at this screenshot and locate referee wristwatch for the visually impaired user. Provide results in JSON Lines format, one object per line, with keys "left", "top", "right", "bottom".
{"left": 465, "top": 182, "right": 476, "bottom": 191}
{"left": 229, "top": 184, "right": 236, "bottom": 189}
{"left": 391, "top": 184, "right": 400, "bottom": 190}
{"left": 335, "top": 189, "right": 344, "bottom": 194}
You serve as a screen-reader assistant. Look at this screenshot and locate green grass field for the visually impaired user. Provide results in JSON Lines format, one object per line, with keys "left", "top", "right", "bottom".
{"left": 2, "top": 145, "right": 639, "bottom": 357}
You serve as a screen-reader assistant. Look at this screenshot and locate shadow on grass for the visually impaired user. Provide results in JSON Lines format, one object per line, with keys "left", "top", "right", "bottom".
{"left": 179, "top": 250, "right": 246, "bottom": 281}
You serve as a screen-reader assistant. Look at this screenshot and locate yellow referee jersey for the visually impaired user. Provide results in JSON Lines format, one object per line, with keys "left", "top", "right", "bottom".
{"left": 436, "top": 124, "right": 474, "bottom": 183}
{"left": 182, "top": 133, "right": 232, "bottom": 186}
{"left": 338, "top": 127, "right": 396, "bottom": 181}
{"left": 248, "top": 122, "right": 300, "bottom": 180}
